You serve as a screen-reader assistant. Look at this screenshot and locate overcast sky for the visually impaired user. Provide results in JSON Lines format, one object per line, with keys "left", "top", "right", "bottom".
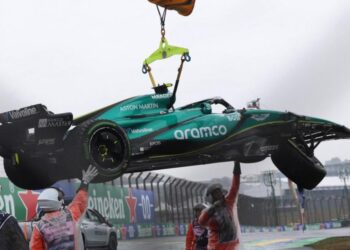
{"left": 0, "top": 1, "right": 349, "bottom": 181}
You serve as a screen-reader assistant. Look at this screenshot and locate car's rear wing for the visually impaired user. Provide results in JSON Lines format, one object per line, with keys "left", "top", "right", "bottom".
{"left": 0, "top": 104, "right": 73, "bottom": 157}
{"left": 0, "top": 104, "right": 47, "bottom": 124}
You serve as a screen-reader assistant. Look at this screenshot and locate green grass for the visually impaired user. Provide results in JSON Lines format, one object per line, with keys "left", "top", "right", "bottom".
{"left": 306, "top": 237, "right": 350, "bottom": 250}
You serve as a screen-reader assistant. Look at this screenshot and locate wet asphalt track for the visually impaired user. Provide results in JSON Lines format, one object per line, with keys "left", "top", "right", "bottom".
{"left": 115, "top": 227, "right": 350, "bottom": 250}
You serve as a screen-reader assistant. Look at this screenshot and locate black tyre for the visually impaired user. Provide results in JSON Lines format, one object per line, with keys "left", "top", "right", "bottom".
{"left": 64, "top": 120, "right": 130, "bottom": 182}
{"left": 4, "top": 153, "right": 57, "bottom": 189}
{"left": 271, "top": 140, "right": 326, "bottom": 190}
{"left": 108, "top": 234, "right": 118, "bottom": 250}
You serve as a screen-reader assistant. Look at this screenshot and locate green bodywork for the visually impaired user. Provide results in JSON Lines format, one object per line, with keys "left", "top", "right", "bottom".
{"left": 78, "top": 92, "right": 345, "bottom": 161}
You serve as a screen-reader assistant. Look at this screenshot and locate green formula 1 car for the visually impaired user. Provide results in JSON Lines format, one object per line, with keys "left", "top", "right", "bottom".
{"left": 0, "top": 84, "right": 349, "bottom": 190}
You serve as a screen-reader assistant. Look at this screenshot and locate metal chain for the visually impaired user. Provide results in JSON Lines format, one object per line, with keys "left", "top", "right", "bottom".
{"left": 156, "top": 5, "right": 167, "bottom": 40}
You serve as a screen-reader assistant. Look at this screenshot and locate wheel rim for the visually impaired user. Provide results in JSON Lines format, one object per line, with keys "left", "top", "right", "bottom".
{"left": 90, "top": 127, "right": 125, "bottom": 170}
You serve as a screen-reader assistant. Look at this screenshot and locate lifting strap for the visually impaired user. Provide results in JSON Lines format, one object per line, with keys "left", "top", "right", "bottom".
{"left": 142, "top": 38, "right": 190, "bottom": 88}
{"left": 142, "top": 5, "right": 191, "bottom": 91}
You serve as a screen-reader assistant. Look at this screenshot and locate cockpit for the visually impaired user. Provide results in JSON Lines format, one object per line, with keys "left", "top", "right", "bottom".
{"left": 179, "top": 97, "right": 235, "bottom": 114}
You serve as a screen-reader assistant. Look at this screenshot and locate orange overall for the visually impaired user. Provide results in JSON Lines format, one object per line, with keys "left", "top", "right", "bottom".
{"left": 199, "top": 174, "right": 240, "bottom": 250}
{"left": 186, "top": 219, "right": 208, "bottom": 250}
{"left": 30, "top": 189, "right": 88, "bottom": 250}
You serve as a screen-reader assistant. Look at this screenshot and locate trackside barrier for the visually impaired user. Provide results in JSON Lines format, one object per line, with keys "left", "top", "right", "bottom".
{"left": 116, "top": 223, "right": 189, "bottom": 240}
{"left": 239, "top": 221, "right": 342, "bottom": 234}
{"left": 113, "top": 221, "right": 343, "bottom": 240}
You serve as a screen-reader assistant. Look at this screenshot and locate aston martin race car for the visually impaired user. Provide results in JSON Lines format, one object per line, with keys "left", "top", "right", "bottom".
{"left": 0, "top": 85, "right": 349, "bottom": 190}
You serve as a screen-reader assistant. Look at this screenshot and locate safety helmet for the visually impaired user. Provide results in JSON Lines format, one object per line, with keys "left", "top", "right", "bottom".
{"left": 193, "top": 203, "right": 206, "bottom": 212}
{"left": 206, "top": 183, "right": 223, "bottom": 196}
{"left": 205, "top": 183, "right": 224, "bottom": 204}
{"left": 37, "top": 188, "right": 63, "bottom": 212}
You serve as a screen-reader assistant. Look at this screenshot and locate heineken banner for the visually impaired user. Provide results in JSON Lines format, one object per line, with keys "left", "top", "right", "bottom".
{"left": 0, "top": 177, "right": 155, "bottom": 225}
{"left": 86, "top": 183, "right": 155, "bottom": 225}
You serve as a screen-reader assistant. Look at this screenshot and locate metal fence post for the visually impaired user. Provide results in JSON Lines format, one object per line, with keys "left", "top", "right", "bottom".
{"left": 188, "top": 182, "right": 196, "bottom": 221}
{"left": 174, "top": 179, "right": 181, "bottom": 224}
{"left": 179, "top": 180, "right": 187, "bottom": 224}
{"left": 320, "top": 198, "right": 325, "bottom": 223}
{"left": 120, "top": 175, "right": 124, "bottom": 188}
{"left": 157, "top": 175, "right": 165, "bottom": 223}
{"left": 150, "top": 174, "right": 158, "bottom": 193}
{"left": 128, "top": 173, "right": 134, "bottom": 188}
{"left": 143, "top": 172, "right": 152, "bottom": 191}
{"left": 312, "top": 197, "right": 318, "bottom": 223}
{"left": 184, "top": 182, "right": 192, "bottom": 223}
{"left": 135, "top": 172, "right": 143, "bottom": 190}
{"left": 169, "top": 178, "right": 177, "bottom": 224}
{"left": 163, "top": 177, "right": 171, "bottom": 222}
{"left": 283, "top": 198, "right": 288, "bottom": 225}
{"left": 327, "top": 197, "right": 332, "bottom": 221}
{"left": 193, "top": 184, "right": 200, "bottom": 203}
{"left": 199, "top": 184, "right": 207, "bottom": 203}
{"left": 337, "top": 197, "right": 344, "bottom": 220}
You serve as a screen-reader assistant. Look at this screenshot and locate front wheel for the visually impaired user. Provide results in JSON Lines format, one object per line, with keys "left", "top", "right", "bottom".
{"left": 108, "top": 234, "right": 118, "bottom": 250}
{"left": 271, "top": 139, "right": 326, "bottom": 190}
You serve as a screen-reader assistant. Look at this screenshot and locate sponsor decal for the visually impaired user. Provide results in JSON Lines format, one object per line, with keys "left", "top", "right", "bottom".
{"left": 127, "top": 128, "right": 153, "bottom": 134}
{"left": 174, "top": 125, "right": 228, "bottom": 140}
{"left": 88, "top": 189, "right": 126, "bottom": 220}
{"left": 137, "top": 194, "right": 154, "bottom": 221}
{"left": 128, "top": 225, "right": 136, "bottom": 238}
{"left": 151, "top": 93, "right": 172, "bottom": 99}
{"left": 120, "top": 103, "right": 159, "bottom": 112}
{"left": 161, "top": 224, "right": 176, "bottom": 236}
{"left": 18, "top": 190, "right": 40, "bottom": 220}
{"left": 251, "top": 114, "right": 270, "bottom": 121}
{"left": 125, "top": 188, "right": 137, "bottom": 223}
{"left": 0, "top": 193, "right": 16, "bottom": 217}
{"left": 137, "top": 224, "right": 153, "bottom": 237}
{"left": 8, "top": 107, "right": 38, "bottom": 120}
{"left": 260, "top": 145, "right": 279, "bottom": 152}
{"left": 38, "top": 118, "right": 71, "bottom": 128}
{"left": 38, "top": 138, "right": 56, "bottom": 145}
{"left": 149, "top": 141, "right": 161, "bottom": 146}
{"left": 227, "top": 113, "right": 241, "bottom": 122}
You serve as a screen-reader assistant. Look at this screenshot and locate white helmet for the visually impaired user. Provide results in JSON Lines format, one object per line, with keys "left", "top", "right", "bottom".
{"left": 37, "top": 188, "right": 63, "bottom": 212}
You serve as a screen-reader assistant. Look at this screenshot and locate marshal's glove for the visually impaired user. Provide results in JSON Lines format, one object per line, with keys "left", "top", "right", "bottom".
{"left": 81, "top": 165, "right": 99, "bottom": 186}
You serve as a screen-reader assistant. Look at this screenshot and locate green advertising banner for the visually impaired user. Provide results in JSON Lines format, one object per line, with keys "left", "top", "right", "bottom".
{"left": 0, "top": 177, "right": 40, "bottom": 221}
{"left": 86, "top": 183, "right": 130, "bottom": 225}
{"left": 0, "top": 177, "right": 156, "bottom": 226}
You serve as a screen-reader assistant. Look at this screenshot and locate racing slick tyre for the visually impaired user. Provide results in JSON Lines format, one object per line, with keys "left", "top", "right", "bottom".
{"left": 108, "top": 234, "right": 118, "bottom": 250}
{"left": 3, "top": 153, "right": 58, "bottom": 190}
{"left": 271, "top": 139, "right": 326, "bottom": 190}
{"left": 64, "top": 119, "right": 130, "bottom": 183}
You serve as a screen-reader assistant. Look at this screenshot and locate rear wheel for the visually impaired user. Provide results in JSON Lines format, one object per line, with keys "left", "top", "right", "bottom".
{"left": 271, "top": 139, "right": 326, "bottom": 190}
{"left": 64, "top": 120, "right": 130, "bottom": 182}
{"left": 4, "top": 153, "right": 57, "bottom": 189}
